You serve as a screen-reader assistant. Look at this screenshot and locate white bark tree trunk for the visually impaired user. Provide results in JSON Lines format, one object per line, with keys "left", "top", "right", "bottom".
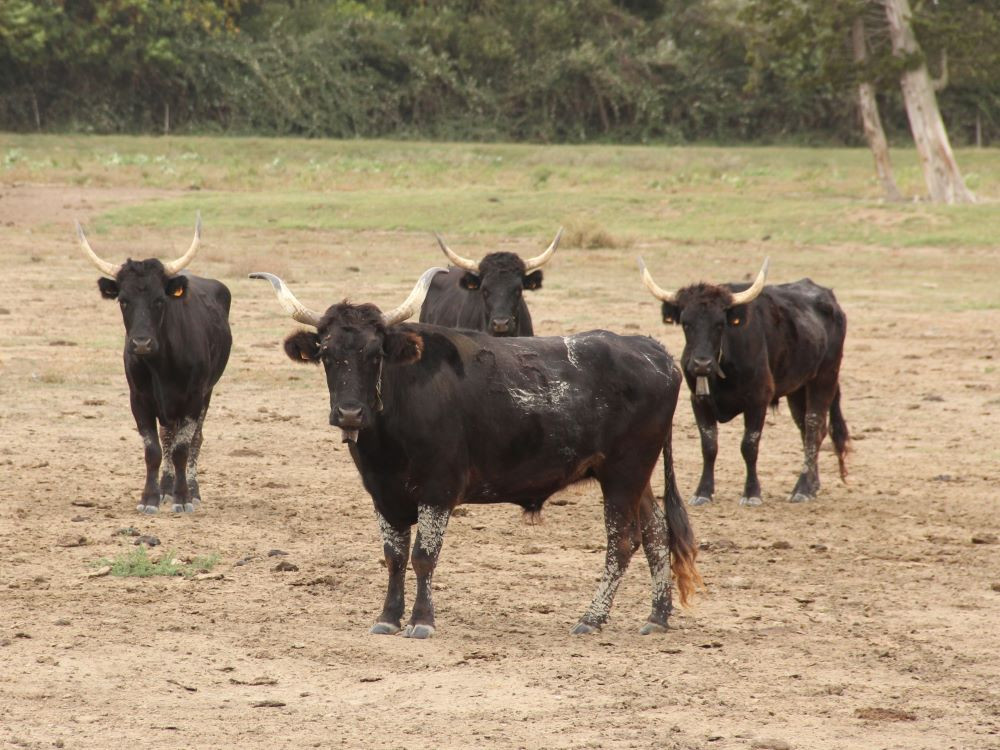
{"left": 852, "top": 16, "right": 902, "bottom": 201}
{"left": 883, "top": 0, "right": 975, "bottom": 203}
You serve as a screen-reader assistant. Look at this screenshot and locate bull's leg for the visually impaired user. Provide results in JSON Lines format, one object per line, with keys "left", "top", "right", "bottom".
{"left": 637, "top": 485, "right": 673, "bottom": 635}
{"left": 573, "top": 489, "right": 639, "bottom": 634}
{"left": 403, "top": 504, "right": 451, "bottom": 639}
{"left": 168, "top": 417, "right": 198, "bottom": 513}
{"left": 739, "top": 404, "right": 768, "bottom": 507}
{"left": 158, "top": 423, "right": 176, "bottom": 508}
{"left": 185, "top": 403, "right": 209, "bottom": 507}
{"left": 131, "top": 395, "right": 161, "bottom": 514}
{"left": 371, "top": 512, "right": 411, "bottom": 636}
{"left": 790, "top": 388, "right": 828, "bottom": 502}
{"left": 690, "top": 398, "right": 718, "bottom": 506}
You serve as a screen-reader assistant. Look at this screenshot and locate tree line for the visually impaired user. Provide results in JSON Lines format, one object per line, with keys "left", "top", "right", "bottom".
{"left": 1, "top": 0, "right": 996, "bottom": 150}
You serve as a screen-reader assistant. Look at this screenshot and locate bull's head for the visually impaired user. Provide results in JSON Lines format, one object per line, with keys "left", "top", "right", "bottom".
{"left": 250, "top": 268, "right": 447, "bottom": 444}
{"left": 78, "top": 214, "right": 202, "bottom": 357}
{"left": 434, "top": 229, "right": 562, "bottom": 336}
{"left": 638, "top": 257, "right": 769, "bottom": 396}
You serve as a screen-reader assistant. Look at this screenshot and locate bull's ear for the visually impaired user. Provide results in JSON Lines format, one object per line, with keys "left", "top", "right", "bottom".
{"left": 459, "top": 272, "right": 481, "bottom": 291}
{"left": 384, "top": 331, "right": 424, "bottom": 366}
{"left": 727, "top": 304, "right": 748, "bottom": 327}
{"left": 165, "top": 275, "right": 189, "bottom": 299}
{"left": 98, "top": 278, "right": 119, "bottom": 300}
{"left": 523, "top": 270, "right": 543, "bottom": 290}
{"left": 661, "top": 301, "right": 680, "bottom": 325}
{"left": 284, "top": 331, "right": 321, "bottom": 364}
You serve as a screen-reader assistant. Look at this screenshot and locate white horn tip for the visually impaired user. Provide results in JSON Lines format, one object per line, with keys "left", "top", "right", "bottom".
{"left": 637, "top": 256, "right": 648, "bottom": 276}
{"left": 75, "top": 220, "right": 85, "bottom": 239}
{"left": 195, "top": 211, "right": 202, "bottom": 237}
{"left": 248, "top": 271, "right": 283, "bottom": 292}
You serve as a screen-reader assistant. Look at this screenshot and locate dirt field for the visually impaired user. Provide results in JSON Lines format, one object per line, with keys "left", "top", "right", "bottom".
{"left": 2, "top": 181, "right": 999, "bottom": 750}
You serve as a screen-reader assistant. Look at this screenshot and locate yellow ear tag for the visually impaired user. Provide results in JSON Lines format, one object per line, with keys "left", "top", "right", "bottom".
{"left": 732, "top": 318, "right": 741, "bottom": 326}
{"left": 665, "top": 316, "right": 673, "bottom": 323}
{"left": 172, "top": 286, "right": 184, "bottom": 297}
{"left": 300, "top": 351, "right": 311, "bottom": 361}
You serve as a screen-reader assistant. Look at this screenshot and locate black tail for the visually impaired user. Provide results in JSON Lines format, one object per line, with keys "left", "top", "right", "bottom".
{"left": 829, "top": 385, "right": 850, "bottom": 481}
{"left": 662, "top": 430, "right": 701, "bottom": 607}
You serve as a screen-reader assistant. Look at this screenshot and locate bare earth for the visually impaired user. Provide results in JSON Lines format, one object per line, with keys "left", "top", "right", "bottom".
{"left": 1, "top": 183, "right": 999, "bottom": 750}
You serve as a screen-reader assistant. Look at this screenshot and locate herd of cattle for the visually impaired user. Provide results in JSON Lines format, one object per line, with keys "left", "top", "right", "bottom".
{"left": 77, "top": 216, "right": 849, "bottom": 639}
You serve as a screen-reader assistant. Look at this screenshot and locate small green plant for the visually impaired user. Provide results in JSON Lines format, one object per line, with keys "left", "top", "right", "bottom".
{"left": 92, "top": 546, "right": 220, "bottom": 578}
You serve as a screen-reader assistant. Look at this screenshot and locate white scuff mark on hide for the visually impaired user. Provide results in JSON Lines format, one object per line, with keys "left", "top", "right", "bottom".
{"left": 416, "top": 505, "right": 450, "bottom": 556}
{"left": 376, "top": 511, "right": 407, "bottom": 556}
{"left": 508, "top": 381, "right": 571, "bottom": 411}
{"left": 563, "top": 336, "right": 582, "bottom": 369}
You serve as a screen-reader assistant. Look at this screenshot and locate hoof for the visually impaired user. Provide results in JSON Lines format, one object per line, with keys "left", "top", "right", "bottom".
{"left": 402, "top": 623, "right": 435, "bottom": 639}
{"left": 172, "top": 502, "right": 196, "bottom": 513}
{"left": 689, "top": 495, "right": 713, "bottom": 506}
{"left": 739, "top": 495, "right": 763, "bottom": 507}
{"left": 571, "top": 621, "right": 601, "bottom": 635}
{"left": 370, "top": 622, "right": 401, "bottom": 635}
{"left": 789, "top": 492, "right": 815, "bottom": 503}
{"left": 639, "top": 621, "right": 668, "bottom": 636}
{"left": 137, "top": 504, "right": 158, "bottom": 514}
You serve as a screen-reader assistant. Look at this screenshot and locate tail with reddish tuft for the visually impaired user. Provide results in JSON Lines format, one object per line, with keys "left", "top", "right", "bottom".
{"left": 829, "top": 385, "right": 850, "bottom": 481}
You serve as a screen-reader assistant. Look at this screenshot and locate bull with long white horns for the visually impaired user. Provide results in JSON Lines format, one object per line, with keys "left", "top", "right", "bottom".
{"left": 251, "top": 268, "right": 701, "bottom": 638}
{"left": 638, "top": 257, "right": 849, "bottom": 507}
{"left": 78, "top": 214, "right": 232, "bottom": 513}
{"left": 419, "top": 229, "right": 563, "bottom": 336}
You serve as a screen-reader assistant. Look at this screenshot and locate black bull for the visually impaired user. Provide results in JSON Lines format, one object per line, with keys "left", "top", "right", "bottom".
{"left": 79, "top": 217, "right": 232, "bottom": 513}
{"left": 252, "top": 268, "right": 700, "bottom": 637}
{"left": 641, "top": 258, "right": 849, "bottom": 506}
{"left": 418, "top": 230, "right": 561, "bottom": 336}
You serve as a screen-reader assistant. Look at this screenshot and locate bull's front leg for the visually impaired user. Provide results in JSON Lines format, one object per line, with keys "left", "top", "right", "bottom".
{"left": 739, "top": 404, "right": 767, "bottom": 507}
{"left": 690, "top": 398, "right": 718, "bottom": 506}
{"left": 371, "top": 512, "right": 412, "bottom": 635}
{"left": 131, "top": 395, "right": 161, "bottom": 514}
{"left": 168, "top": 417, "right": 198, "bottom": 513}
{"left": 404, "top": 504, "right": 451, "bottom": 639}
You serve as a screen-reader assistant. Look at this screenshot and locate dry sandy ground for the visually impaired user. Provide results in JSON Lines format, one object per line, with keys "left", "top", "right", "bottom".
{"left": 1, "top": 183, "right": 999, "bottom": 750}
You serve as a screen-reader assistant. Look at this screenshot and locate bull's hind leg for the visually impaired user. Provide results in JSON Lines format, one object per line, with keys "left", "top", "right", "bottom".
{"left": 573, "top": 480, "right": 641, "bottom": 635}
{"left": 789, "top": 386, "right": 829, "bottom": 503}
{"left": 403, "top": 504, "right": 451, "bottom": 639}
{"left": 168, "top": 417, "right": 198, "bottom": 513}
{"left": 371, "top": 512, "right": 411, "bottom": 636}
{"left": 185, "top": 402, "right": 210, "bottom": 508}
{"left": 637, "top": 485, "right": 673, "bottom": 635}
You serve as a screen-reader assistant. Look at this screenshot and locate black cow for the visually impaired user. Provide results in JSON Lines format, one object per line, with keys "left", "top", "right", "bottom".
{"left": 251, "top": 268, "right": 699, "bottom": 638}
{"left": 639, "top": 258, "right": 849, "bottom": 506}
{"left": 419, "top": 230, "right": 562, "bottom": 336}
{"left": 78, "top": 215, "right": 232, "bottom": 513}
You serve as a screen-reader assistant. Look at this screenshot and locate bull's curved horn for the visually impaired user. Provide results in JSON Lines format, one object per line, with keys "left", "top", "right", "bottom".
{"left": 381, "top": 267, "right": 449, "bottom": 327}
{"left": 76, "top": 221, "right": 120, "bottom": 278}
{"left": 162, "top": 212, "right": 202, "bottom": 276}
{"left": 523, "top": 227, "right": 563, "bottom": 272}
{"left": 248, "top": 272, "right": 323, "bottom": 327}
{"left": 729, "top": 257, "right": 770, "bottom": 306}
{"left": 637, "top": 257, "right": 677, "bottom": 304}
{"left": 434, "top": 233, "right": 479, "bottom": 273}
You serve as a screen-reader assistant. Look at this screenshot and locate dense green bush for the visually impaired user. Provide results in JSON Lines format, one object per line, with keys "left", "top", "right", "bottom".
{"left": 0, "top": 0, "right": 994, "bottom": 143}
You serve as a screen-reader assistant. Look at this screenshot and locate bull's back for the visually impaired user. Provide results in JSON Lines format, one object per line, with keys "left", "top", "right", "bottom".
{"left": 760, "top": 280, "right": 845, "bottom": 394}
{"left": 168, "top": 275, "right": 233, "bottom": 387}
{"left": 419, "top": 268, "right": 482, "bottom": 330}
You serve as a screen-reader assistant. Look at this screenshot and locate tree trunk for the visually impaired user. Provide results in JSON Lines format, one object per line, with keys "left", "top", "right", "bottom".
{"left": 883, "top": 0, "right": 975, "bottom": 203}
{"left": 852, "top": 17, "right": 902, "bottom": 202}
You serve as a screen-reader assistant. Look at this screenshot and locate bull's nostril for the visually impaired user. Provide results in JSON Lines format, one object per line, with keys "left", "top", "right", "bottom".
{"left": 334, "top": 406, "right": 364, "bottom": 427}
{"left": 491, "top": 318, "right": 511, "bottom": 333}
{"left": 131, "top": 337, "right": 153, "bottom": 354}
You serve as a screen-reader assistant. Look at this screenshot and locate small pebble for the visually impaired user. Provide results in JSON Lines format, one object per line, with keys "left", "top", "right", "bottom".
{"left": 272, "top": 560, "right": 298, "bottom": 572}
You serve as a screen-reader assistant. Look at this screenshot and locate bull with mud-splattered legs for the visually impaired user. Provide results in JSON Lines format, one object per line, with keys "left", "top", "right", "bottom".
{"left": 78, "top": 215, "right": 231, "bottom": 513}
{"left": 639, "top": 257, "right": 849, "bottom": 506}
{"left": 251, "top": 268, "right": 700, "bottom": 638}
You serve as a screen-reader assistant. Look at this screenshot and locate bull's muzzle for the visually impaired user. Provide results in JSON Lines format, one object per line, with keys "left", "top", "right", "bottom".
{"left": 129, "top": 337, "right": 155, "bottom": 356}
{"left": 490, "top": 317, "right": 512, "bottom": 335}
{"left": 331, "top": 405, "right": 364, "bottom": 444}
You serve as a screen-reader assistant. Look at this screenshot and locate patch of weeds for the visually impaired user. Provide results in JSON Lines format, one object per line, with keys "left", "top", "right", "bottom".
{"left": 92, "top": 546, "right": 220, "bottom": 578}
{"left": 561, "top": 219, "right": 633, "bottom": 250}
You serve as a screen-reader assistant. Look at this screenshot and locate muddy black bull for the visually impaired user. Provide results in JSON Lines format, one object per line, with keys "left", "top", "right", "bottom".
{"left": 78, "top": 215, "right": 232, "bottom": 513}
{"left": 639, "top": 257, "right": 849, "bottom": 506}
{"left": 419, "top": 229, "right": 562, "bottom": 336}
{"left": 251, "top": 267, "right": 700, "bottom": 638}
